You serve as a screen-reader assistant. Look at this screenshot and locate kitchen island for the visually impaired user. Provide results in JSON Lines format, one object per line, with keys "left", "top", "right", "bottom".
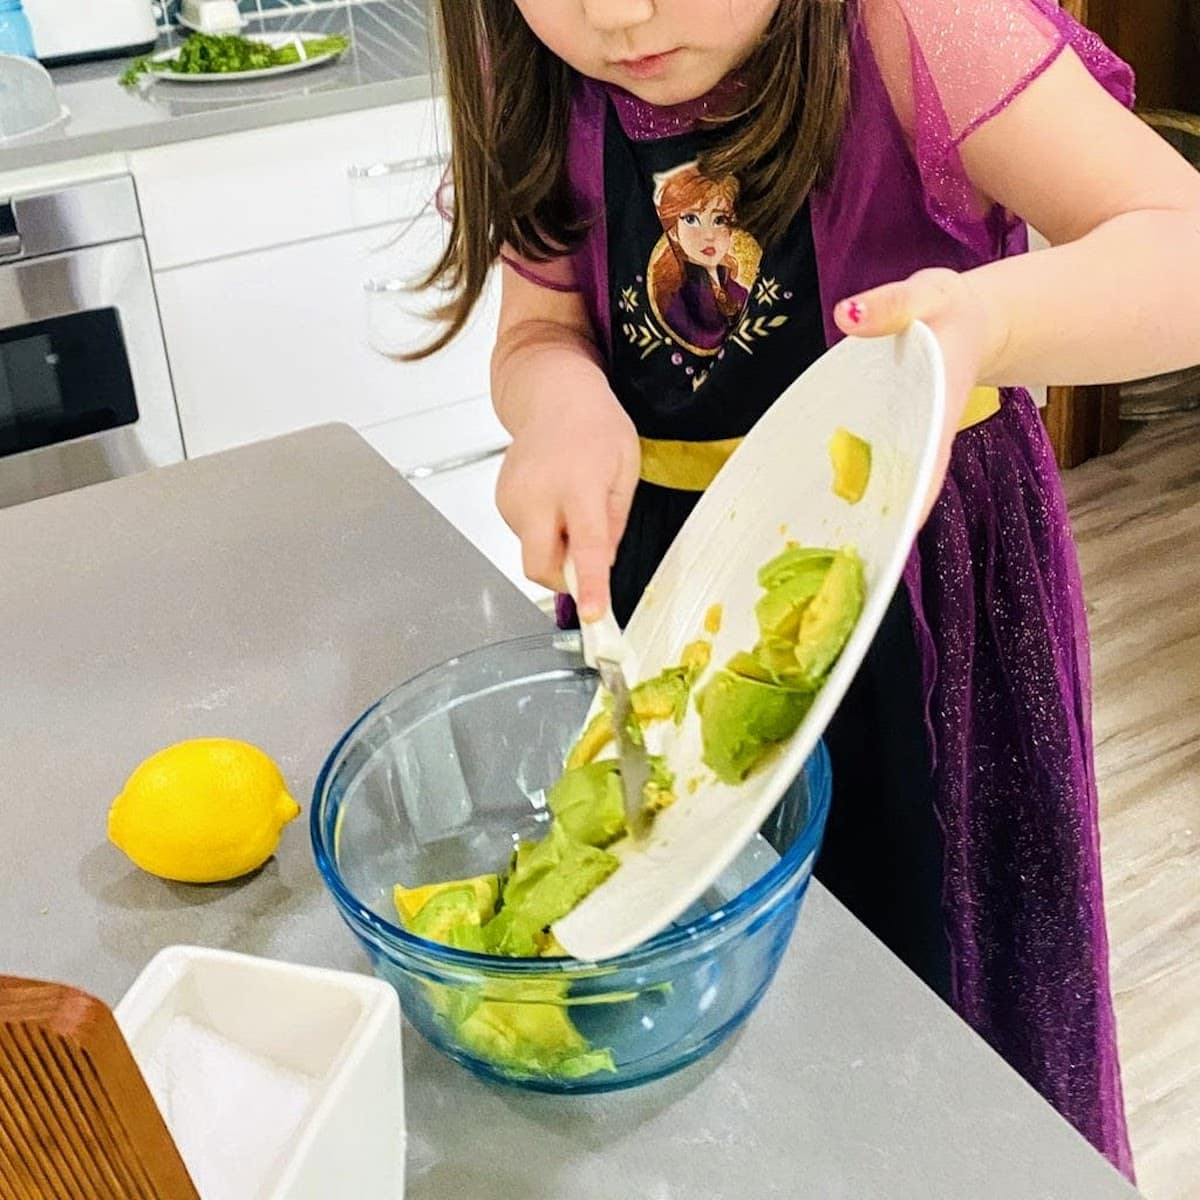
{"left": 0, "top": 425, "right": 1139, "bottom": 1199}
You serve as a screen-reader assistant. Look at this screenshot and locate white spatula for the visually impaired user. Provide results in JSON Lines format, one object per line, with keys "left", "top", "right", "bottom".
{"left": 551, "top": 322, "right": 946, "bottom": 961}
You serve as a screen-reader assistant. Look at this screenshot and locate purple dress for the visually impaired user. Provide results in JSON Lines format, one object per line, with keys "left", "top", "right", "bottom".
{"left": 515, "top": 0, "right": 1134, "bottom": 1176}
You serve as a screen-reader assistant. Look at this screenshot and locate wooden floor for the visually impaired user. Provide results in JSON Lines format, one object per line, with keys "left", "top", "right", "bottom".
{"left": 1062, "top": 410, "right": 1200, "bottom": 1199}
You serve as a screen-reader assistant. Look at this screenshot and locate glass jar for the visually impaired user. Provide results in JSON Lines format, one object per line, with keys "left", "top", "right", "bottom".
{"left": 0, "top": 1, "right": 36, "bottom": 59}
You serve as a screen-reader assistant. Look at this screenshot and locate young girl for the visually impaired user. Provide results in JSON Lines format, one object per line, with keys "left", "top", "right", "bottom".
{"left": 422, "top": 0, "right": 1200, "bottom": 1177}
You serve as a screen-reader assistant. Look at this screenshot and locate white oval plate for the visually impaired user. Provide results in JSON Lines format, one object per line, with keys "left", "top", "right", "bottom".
{"left": 552, "top": 323, "right": 946, "bottom": 961}
{"left": 148, "top": 32, "right": 346, "bottom": 83}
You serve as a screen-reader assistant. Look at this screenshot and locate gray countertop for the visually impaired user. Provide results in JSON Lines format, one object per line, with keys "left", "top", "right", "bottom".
{"left": 0, "top": 425, "right": 1138, "bottom": 1199}
{"left": 0, "top": 1, "right": 433, "bottom": 175}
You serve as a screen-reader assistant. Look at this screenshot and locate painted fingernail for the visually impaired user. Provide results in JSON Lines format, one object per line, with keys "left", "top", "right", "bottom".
{"left": 843, "top": 300, "right": 865, "bottom": 325}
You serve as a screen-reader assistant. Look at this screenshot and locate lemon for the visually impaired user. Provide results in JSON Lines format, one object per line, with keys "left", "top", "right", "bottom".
{"left": 108, "top": 738, "right": 300, "bottom": 883}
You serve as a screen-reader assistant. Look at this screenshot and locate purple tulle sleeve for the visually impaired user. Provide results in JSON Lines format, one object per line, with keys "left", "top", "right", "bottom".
{"left": 499, "top": 246, "right": 581, "bottom": 293}
{"left": 435, "top": 165, "right": 581, "bottom": 293}
{"left": 861, "top": 0, "right": 1135, "bottom": 254}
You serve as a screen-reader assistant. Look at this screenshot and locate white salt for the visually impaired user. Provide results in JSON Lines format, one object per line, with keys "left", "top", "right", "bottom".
{"left": 142, "top": 1015, "right": 316, "bottom": 1200}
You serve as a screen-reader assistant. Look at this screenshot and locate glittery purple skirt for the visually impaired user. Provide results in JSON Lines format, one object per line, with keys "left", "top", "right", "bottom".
{"left": 556, "top": 389, "right": 1131, "bottom": 1177}
{"left": 903, "top": 388, "right": 1131, "bottom": 1177}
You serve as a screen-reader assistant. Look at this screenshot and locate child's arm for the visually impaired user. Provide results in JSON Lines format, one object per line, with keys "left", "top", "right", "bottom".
{"left": 491, "top": 264, "right": 639, "bottom": 619}
{"left": 837, "top": 49, "right": 1200, "bottom": 499}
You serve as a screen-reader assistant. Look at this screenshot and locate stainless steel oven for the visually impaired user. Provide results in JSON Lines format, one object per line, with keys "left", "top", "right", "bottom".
{"left": 0, "top": 174, "right": 183, "bottom": 509}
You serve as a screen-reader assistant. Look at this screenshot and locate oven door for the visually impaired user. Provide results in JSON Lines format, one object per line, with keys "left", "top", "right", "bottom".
{"left": 0, "top": 237, "right": 183, "bottom": 510}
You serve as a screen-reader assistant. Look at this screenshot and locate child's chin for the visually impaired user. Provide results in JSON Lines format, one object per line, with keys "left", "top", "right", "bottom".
{"left": 604, "top": 60, "right": 721, "bottom": 108}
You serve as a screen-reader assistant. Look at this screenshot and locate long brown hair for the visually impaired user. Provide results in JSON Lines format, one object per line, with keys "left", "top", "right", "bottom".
{"left": 651, "top": 166, "right": 742, "bottom": 317}
{"left": 416, "top": 0, "right": 849, "bottom": 359}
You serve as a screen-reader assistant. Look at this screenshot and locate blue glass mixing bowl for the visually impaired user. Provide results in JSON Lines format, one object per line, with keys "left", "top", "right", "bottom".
{"left": 312, "top": 631, "right": 830, "bottom": 1093}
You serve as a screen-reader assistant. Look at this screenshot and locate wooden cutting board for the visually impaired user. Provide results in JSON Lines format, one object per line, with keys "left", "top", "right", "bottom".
{"left": 0, "top": 975, "right": 199, "bottom": 1200}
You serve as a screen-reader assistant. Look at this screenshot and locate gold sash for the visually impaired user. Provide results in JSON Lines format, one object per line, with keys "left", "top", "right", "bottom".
{"left": 638, "top": 386, "right": 1002, "bottom": 493}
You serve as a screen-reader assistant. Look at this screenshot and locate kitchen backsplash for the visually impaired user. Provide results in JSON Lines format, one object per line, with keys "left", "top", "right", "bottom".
{"left": 153, "top": 0, "right": 369, "bottom": 26}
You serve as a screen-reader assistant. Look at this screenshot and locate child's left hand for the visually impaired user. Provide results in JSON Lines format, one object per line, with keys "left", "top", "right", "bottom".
{"left": 834, "top": 268, "right": 1008, "bottom": 521}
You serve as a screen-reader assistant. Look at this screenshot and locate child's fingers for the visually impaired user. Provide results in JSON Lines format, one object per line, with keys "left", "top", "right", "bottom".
{"left": 606, "top": 462, "right": 639, "bottom": 559}
{"left": 565, "top": 499, "right": 615, "bottom": 623}
{"left": 519, "top": 515, "right": 567, "bottom": 593}
{"left": 834, "top": 269, "right": 958, "bottom": 338}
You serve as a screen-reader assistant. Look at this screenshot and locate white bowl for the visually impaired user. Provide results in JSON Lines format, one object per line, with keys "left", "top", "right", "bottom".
{"left": 0, "top": 54, "right": 67, "bottom": 141}
{"left": 115, "top": 946, "right": 406, "bottom": 1200}
{"left": 179, "top": 0, "right": 246, "bottom": 34}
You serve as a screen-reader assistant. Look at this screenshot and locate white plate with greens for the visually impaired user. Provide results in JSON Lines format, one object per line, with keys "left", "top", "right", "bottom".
{"left": 128, "top": 32, "right": 349, "bottom": 85}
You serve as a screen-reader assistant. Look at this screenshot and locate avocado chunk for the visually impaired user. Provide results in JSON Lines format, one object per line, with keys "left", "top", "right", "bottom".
{"left": 398, "top": 873, "right": 501, "bottom": 945}
{"left": 393, "top": 874, "right": 499, "bottom": 929}
{"left": 679, "top": 638, "right": 713, "bottom": 676}
{"left": 724, "top": 650, "right": 776, "bottom": 684}
{"left": 547, "top": 761, "right": 628, "bottom": 848}
{"left": 754, "top": 553, "right": 834, "bottom": 643}
{"left": 704, "top": 604, "right": 724, "bottom": 634}
{"left": 404, "top": 888, "right": 470, "bottom": 943}
{"left": 696, "top": 668, "right": 813, "bottom": 784}
{"left": 567, "top": 651, "right": 709, "bottom": 767}
{"left": 443, "top": 924, "right": 490, "bottom": 953}
{"left": 749, "top": 548, "right": 864, "bottom": 689}
{"left": 830, "top": 428, "right": 872, "bottom": 504}
{"left": 757, "top": 544, "right": 836, "bottom": 591}
{"left": 486, "top": 824, "right": 619, "bottom": 956}
{"left": 477, "top": 907, "right": 542, "bottom": 959}
{"left": 453, "top": 977, "right": 615, "bottom": 1078}
{"left": 547, "top": 756, "right": 676, "bottom": 846}
{"left": 698, "top": 544, "right": 864, "bottom": 783}
{"left": 791, "top": 549, "right": 865, "bottom": 687}
{"left": 566, "top": 709, "right": 614, "bottom": 769}
{"left": 642, "top": 756, "right": 677, "bottom": 814}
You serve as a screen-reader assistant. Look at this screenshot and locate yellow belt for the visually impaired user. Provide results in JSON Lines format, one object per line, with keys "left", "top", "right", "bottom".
{"left": 639, "top": 385, "right": 1002, "bottom": 493}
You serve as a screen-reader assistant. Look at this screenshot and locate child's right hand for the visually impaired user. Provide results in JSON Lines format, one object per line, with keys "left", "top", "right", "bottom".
{"left": 496, "top": 387, "right": 640, "bottom": 622}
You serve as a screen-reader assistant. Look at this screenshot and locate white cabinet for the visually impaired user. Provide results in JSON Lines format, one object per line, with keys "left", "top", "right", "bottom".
{"left": 133, "top": 96, "right": 536, "bottom": 597}
{"left": 155, "top": 214, "right": 499, "bottom": 457}
{"left": 138, "top": 94, "right": 500, "bottom": 452}
{"left": 129, "top": 101, "right": 449, "bottom": 269}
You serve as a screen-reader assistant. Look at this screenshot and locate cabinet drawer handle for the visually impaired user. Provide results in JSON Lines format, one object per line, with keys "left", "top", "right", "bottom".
{"left": 347, "top": 153, "right": 448, "bottom": 180}
{"left": 0, "top": 202, "right": 21, "bottom": 261}
{"left": 401, "top": 443, "right": 508, "bottom": 481}
{"left": 364, "top": 277, "right": 409, "bottom": 294}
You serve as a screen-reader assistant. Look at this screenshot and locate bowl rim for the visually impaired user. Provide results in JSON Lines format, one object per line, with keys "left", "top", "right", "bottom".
{"left": 311, "top": 631, "right": 831, "bottom": 973}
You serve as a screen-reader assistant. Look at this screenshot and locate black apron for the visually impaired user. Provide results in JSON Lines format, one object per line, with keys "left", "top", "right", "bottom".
{"left": 599, "top": 102, "right": 950, "bottom": 999}
{"left": 602, "top": 104, "right": 825, "bottom": 627}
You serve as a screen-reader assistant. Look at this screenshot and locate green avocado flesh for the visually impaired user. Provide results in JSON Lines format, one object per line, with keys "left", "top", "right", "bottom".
{"left": 699, "top": 545, "right": 865, "bottom": 784}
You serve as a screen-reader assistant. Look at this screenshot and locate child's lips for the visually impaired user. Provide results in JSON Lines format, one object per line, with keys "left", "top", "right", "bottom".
{"left": 702, "top": 246, "right": 717, "bottom": 257}
{"left": 612, "top": 49, "right": 680, "bottom": 80}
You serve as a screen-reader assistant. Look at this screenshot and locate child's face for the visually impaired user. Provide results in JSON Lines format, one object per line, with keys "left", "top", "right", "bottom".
{"left": 673, "top": 200, "right": 735, "bottom": 267}
{"left": 515, "top": 0, "right": 781, "bottom": 106}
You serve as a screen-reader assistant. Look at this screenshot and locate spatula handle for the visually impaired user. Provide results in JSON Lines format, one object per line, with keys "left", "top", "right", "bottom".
{"left": 563, "top": 558, "right": 625, "bottom": 670}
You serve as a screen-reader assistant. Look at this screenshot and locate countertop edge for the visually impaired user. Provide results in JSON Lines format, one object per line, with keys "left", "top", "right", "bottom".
{"left": 0, "top": 73, "right": 435, "bottom": 176}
